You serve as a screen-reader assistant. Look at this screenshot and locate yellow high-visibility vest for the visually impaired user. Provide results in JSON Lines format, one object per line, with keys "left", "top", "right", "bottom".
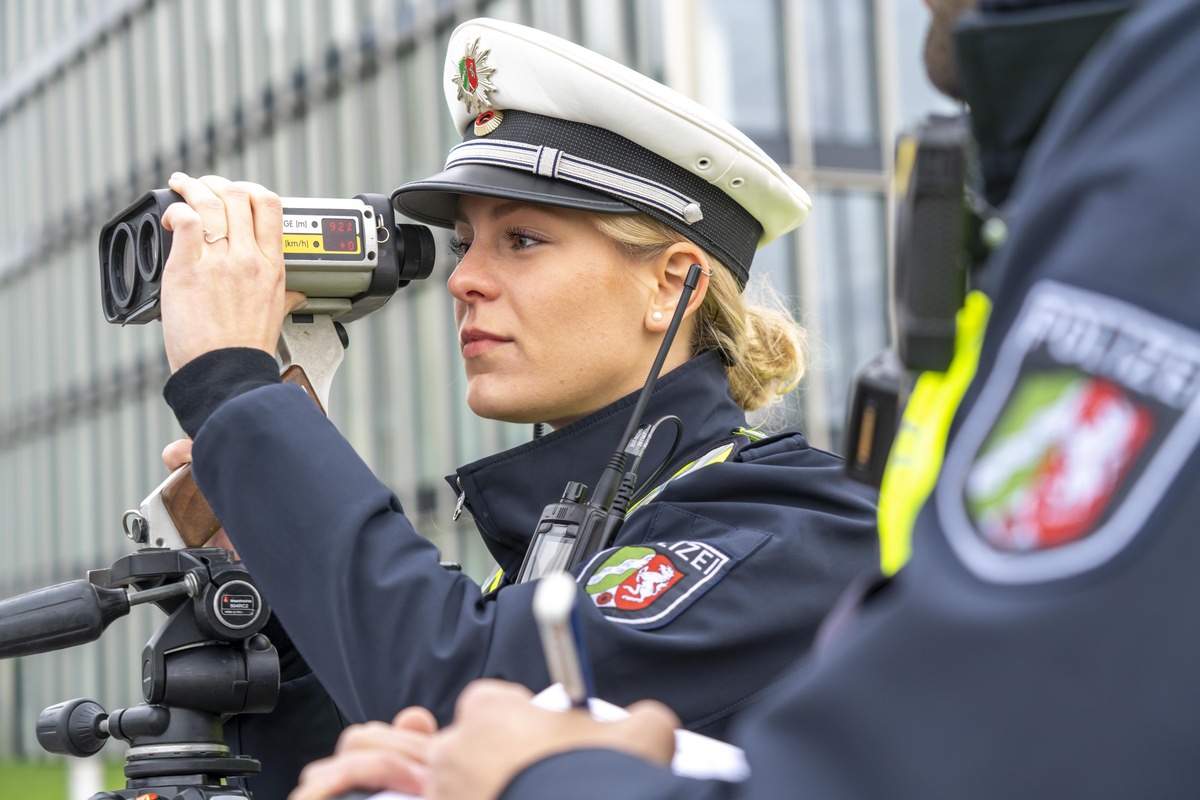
{"left": 877, "top": 291, "right": 992, "bottom": 574}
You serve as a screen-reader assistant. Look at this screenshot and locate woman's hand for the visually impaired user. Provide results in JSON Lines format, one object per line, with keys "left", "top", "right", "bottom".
{"left": 289, "top": 707, "right": 439, "bottom": 800}
{"left": 427, "top": 680, "right": 678, "bottom": 800}
{"left": 159, "top": 173, "right": 305, "bottom": 374}
{"left": 162, "top": 438, "right": 193, "bottom": 473}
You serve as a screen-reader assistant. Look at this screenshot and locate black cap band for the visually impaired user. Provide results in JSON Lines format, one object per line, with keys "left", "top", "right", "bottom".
{"left": 392, "top": 110, "right": 763, "bottom": 287}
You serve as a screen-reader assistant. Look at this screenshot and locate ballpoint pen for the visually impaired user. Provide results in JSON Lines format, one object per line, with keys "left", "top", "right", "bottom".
{"left": 533, "top": 570, "right": 597, "bottom": 709}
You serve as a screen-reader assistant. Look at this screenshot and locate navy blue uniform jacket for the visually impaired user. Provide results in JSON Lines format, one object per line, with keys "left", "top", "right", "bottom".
{"left": 501, "top": 2, "right": 1200, "bottom": 797}
{"left": 166, "top": 350, "right": 878, "bottom": 799}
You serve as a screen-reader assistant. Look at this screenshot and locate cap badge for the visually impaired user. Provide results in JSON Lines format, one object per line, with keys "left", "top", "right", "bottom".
{"left": 453, "top": 38, "right": 498, "bottom": 115}
{"left": 473, "top": 110, "right": 504, "bottom": 136}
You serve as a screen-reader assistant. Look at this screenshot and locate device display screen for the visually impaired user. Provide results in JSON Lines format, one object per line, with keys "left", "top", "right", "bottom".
{"left": 322, "top": 218, "right": 360, "bottom": 252}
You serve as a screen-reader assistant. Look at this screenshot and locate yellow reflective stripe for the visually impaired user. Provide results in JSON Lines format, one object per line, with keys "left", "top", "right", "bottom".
{"left": 734, "top": 426, "right": 766, "bottom": 442}
{"left": 877, "top": 290, "right": 992, "bottom": 575}
{"left": 626, "top": 442, "right": 736, "bottom": 517}
{"left": 482, "top": 566, "right": 505, "bottom": 595}
{"left": 893, "top": 134, "right": 918, "bottom": 198}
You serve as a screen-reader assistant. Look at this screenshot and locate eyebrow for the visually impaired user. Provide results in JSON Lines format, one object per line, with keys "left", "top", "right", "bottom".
{"left": 453, "top": 200, "right": 572, "bottom": 225}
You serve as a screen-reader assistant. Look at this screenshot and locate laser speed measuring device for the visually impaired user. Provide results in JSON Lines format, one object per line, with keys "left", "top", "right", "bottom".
{"left": 99, "top": 189, "right": 436, "bottom": 325}
{"left": 97, "top": 187, "right": 438, "bottom": 552}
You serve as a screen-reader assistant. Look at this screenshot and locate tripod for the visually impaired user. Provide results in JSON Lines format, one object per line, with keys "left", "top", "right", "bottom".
{"left": 1, "top": 548, "right": 279, "bottom": 799}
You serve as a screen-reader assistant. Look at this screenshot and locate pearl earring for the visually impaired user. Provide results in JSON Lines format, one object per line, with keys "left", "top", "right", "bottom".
{"left": 652, "top": 311, "right": 664, "bottom": 321}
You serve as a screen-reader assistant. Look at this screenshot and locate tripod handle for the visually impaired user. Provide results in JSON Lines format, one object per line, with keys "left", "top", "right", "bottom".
{"left": 37, "top": 698, "right": 108, "bottom": 757}
{"left": 0, "top": 581, "right": 129, "bottom": 659}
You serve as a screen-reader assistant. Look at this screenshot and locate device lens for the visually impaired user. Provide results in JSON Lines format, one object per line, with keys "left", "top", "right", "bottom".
{"left": 106, "top": 223, "right": 138, "bottom": 309}
{"left": 136, "top": 212, "right": 162, "bottom": 282}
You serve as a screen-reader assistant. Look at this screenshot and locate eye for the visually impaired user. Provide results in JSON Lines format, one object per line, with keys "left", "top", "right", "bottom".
{"left": 448, "top": 235, "right": 470, "bottom": 260}
{"left": 505, "top": 227, "right": 544, "bottom": 251}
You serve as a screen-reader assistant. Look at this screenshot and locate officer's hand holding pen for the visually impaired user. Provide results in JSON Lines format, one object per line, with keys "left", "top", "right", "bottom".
{"left": 423, "top": 574, "right": 675, "bottom": 800}
{"left": 288, "top": 706, "right": 438, "bottom": 800}
{"left": 427, "top": 680, "right": 678, "bottom": 800}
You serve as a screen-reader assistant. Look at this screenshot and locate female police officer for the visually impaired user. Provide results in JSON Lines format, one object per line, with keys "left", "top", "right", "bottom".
{"left": 157, "top": 18, "right": 877, "bottom": 799}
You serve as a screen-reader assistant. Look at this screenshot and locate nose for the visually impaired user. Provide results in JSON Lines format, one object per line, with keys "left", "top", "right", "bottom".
{"left": 447, "top": 245, "right": 498, "bottom": 304}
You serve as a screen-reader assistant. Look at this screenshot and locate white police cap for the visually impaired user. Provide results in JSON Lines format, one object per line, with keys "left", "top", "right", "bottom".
{"left": 391, "top": 18, "right": 812, "bottom": 286}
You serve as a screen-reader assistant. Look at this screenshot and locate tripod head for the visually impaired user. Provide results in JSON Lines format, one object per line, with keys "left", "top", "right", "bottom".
{"left": 1, "top": 547, "right": 279, "bottom": 799}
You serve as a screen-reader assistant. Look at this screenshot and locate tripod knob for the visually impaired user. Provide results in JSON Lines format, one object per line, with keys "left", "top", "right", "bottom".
{"left": 37, "top": 698, "right": 108, "bottom": 757}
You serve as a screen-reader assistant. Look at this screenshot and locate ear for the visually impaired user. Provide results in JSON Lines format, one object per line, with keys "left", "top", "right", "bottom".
{"left": 645, "top": 242, "right": 711, "bottom": 333}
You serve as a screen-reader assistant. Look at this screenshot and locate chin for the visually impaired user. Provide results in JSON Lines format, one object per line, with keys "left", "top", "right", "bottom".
{"left": 464, "top": 382, "right": 535, "bottom": 424}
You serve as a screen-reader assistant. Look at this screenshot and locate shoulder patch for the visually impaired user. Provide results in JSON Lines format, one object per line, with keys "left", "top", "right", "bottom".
{"left": 579, "top": 540, "right": 733, "bottom": 628}
{"left": 937, "top": 281, "right": 1200, "bottom": 583}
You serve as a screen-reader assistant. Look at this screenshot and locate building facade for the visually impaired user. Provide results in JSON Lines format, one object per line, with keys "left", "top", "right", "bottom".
{"left": 0, "top": 0, "right": 953, "bottom": 762}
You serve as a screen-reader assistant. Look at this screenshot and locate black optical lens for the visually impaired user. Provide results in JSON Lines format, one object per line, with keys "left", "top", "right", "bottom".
{"left": 136, "top": 212, "right": 162, "bottom": 282}
{"left": 106, "top": 223, "right": 138, "bottom": 309}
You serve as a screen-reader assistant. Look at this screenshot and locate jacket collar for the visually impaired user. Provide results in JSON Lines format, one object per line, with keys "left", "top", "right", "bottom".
{"left": 954, "top": 2, "right": 1137, "bottom": 208}
{"left": 448, "top": 351, "right": 746, "bottom": 575}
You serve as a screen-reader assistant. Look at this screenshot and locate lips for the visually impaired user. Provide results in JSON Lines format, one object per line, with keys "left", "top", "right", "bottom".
{"left": 460, "top": 327, "right": 512, "bottom": 358}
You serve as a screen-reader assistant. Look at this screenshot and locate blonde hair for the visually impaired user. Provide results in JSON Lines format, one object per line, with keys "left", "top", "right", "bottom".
{"left": 592, "top": 214, "right": 808, "bottom": 412}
